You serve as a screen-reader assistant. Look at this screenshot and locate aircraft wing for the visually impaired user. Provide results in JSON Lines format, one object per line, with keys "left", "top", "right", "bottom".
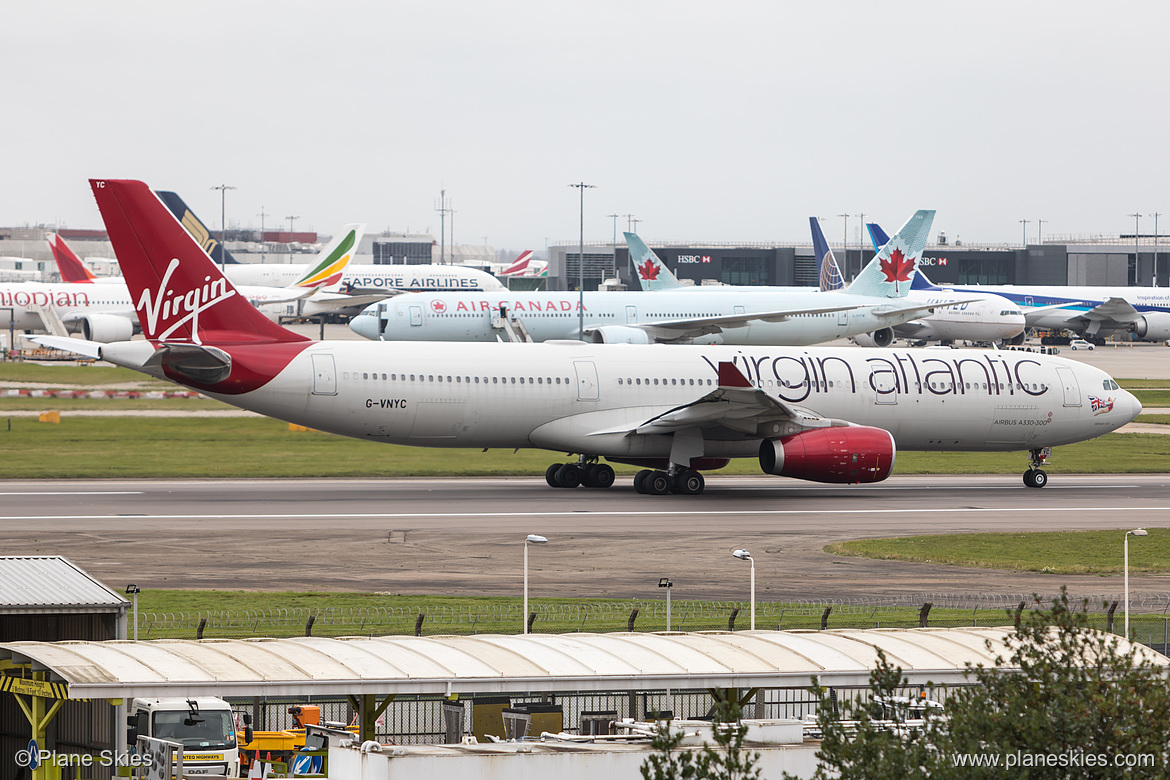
{"left": 28, "top": 335, "right": 104, "bottom": 359}
{"left": 1082, "top": 297, "right": 1141, "bottom": 324}
{"left": 592, "top": 304, "right": 867, "bottom": 341}
{"left": 1020, "top": 302, "right": 1086, "bottom": 329}
{"left": 306, "top": 291, "right": 393, "bottom": 310}
{"left": 586, "top": 362, "right": 837, "bottom": 438}
{"left": 871, "top": 300, "right": 970, "bottom": 320}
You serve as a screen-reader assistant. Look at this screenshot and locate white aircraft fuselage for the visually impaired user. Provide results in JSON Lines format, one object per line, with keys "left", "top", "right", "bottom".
{"left": 104, "top": 339, "right": 1138, "bottom": 458}
{"left": 895, "top": 289, "right": 1025, "bottom": 342}
{"left": 225, "top": 263, "right": 505, "bottom": 293}
{"left": 349, "top": 288, "right": 944, "bottom": 346}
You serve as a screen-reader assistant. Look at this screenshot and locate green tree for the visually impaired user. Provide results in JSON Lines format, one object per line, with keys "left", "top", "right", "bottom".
{"left": 641, "top": 698, "right": 761, "bottom": 780}
{"left": 794, "top": 590, "right": 1170, "bottom": 779}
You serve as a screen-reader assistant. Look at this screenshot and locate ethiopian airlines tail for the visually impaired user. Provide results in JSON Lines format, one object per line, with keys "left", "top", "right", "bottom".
{"left": 47, "top": 233, "right": 98, "bottom": 283}
{"left": 90, "top": 179, "right": 304, "bottom": 347}
{"left": 154, "top": 190, "right": 240, "bottom": 265}
{"left": 289, "top": 224, "right": 364, "bottom": 292}
{"left": 624, "top": 232, "right": 682, "bottom": 291}
{"left": 844, "top": 209, "right": 934, "bottom": 298}
{"left": 811, "top": 218, "right": 845, "bottom": 292}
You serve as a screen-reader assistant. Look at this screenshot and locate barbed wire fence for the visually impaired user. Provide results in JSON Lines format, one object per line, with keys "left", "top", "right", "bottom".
{"left": 135, "top": 592, "right": 1170, "bottom": 651}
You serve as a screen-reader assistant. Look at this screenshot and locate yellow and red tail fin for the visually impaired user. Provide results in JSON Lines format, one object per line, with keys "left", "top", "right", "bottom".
{"left": 48, "top": 233, "right": 98, "bottom": 283}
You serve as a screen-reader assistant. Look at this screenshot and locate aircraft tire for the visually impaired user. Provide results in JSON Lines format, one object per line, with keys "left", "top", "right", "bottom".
{"left": 583, "top": 463, "right": 615, "bottom": 489}
{"left": 672, "top": 470, "right": 705, "bottom": 495}
{"left": 634, "top": 470, "right": 653, "bottom": 494}
{"left": 1027, "top": 469, "right": 1048, "bottom": 488}
{"left": 546, "top": 464, "right": 564, "bottom": 488}
{"left": 645, "top": 471, "right": 672, "bottom": 495}
{"left": 556, "top": 464, "right": 582, "bottom": 489}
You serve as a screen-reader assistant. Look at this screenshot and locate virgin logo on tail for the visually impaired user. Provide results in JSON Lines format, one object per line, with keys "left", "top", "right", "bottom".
{"left": 138, "top": 257, "right": 236, "bottom": 341}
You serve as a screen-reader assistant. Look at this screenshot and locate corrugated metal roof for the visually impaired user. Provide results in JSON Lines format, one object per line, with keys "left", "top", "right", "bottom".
{"left": 2, "top": 627, "right": 1164, "bottom": 700}
{"left": 0, "top": 556, "right": 128, "bottom": 614}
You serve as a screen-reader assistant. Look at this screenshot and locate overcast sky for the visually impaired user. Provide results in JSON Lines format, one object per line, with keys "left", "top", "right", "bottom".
{"left": 4, "top": 1, "right": 1168, "bottom": 251}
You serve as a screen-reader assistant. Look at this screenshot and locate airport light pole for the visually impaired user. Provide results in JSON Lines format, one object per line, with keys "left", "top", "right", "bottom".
{"left": 1019, "top": 219, "right": 1030, "bottom": 248}
{"left": 286, "top": 215, "right": 299, "bottom": 262}
{"left": 1151, "top": 213, "right": 1161, "bottom": 286}
{"left": 837, "top": 214, "right": 851, "bottom": 279}
{"left": 211, "top": 184, "right": 236, "bottom": 268}
{"left": 1037, "top": 219, "right": 1045, "bottom": 245}
{"left": 523, "top": 534, "right": 548, "bottom": 634}
{"left": 732, "top": 549, "right": 755, "bottom": 630}
{"left": 1125, "top": 528, "right": 1148, "bottom": 639}
{"left": 257, "top": 207, "right": 269, "bottom": 262}
{"left": 125, "top": 584, "right": 140, "bottom": 641}
{"left": 569, "top": 183, "right": 595, "bottom": 340}
{"left": 659, "top": 578, "right": 673, "bottom": 631}
{"left": 1129, "top": 213, "right": 1142, "bottom": 282}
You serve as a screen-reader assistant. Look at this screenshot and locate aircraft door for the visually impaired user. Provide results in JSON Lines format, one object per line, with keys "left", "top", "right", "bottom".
{"left": 626, "top": 305, "right": 638, "bottom": 324}
{"left": 574, "top": 360, "right": 600, "bottom": 401}
{"left": 311, "top": 353, "right": 337, "bottom": 396}
{"left": 872, "top": 367, "right": 898, "bottom": 404}
{"left": 1056, "top": 366, "right": 1081, "bottom": 407}
{"left": 376, "top": 302, "right": 389, "bottom": 340}
{"left": 409, "top": 305, "right": 423, "bottom": 327}
{"left": 838, "top": 309, "right": 849, "bottom": 327}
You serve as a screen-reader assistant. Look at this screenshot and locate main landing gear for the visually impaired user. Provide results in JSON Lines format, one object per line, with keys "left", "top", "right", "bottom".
{"left": 633, "top": 468, "right": 705, "bottom": 496}
{"left": 545, "top": 459, "right": 615, "bottom": 489}
{"left": 1023, "top": 447, "right": 1051, "bottom": 488}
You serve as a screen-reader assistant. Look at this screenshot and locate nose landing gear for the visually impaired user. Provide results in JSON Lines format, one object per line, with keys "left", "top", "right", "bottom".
{"left": 1023, "top": 447, "right": 1051, "bottom": 488}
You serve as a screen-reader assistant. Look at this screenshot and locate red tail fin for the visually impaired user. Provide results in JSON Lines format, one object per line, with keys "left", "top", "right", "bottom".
{"left": 89, "top": 179, "right": 305, "bottom": 345}
{"left": 48, "top": 233, "right": 97, "bottom": 283}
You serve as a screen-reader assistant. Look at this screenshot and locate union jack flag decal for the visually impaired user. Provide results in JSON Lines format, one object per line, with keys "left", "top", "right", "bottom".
{"left": 1089, "top": 396, "right": 1114, "bottom": 415}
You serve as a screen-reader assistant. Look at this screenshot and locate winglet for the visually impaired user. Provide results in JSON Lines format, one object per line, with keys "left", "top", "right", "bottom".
{"left": 625, "top": 232, "right": 681, "bottom": 291}
{"left": 47, "top": 233, "right": 98, "bottom": 283}
{"left": 291, "top": 224, "right": 364, "bottom": 292}
{"left": 845, "top": 210, "right": 935, "bottom": 299}
{"left": 810, "top": 218, "right": 845, "bottom": 291}
{"left": 718, "top": 361, "right": 753, "bottom": 388}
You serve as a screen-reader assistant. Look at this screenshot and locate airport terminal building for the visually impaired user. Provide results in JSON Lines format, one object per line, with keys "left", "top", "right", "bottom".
{"left": 546, "top": 236, "right": 1170, "bottom": 291}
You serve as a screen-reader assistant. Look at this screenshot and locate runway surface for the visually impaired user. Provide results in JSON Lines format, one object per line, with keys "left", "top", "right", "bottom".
{"left": 5, "top": 474, "right": 1169, "bottom": 602}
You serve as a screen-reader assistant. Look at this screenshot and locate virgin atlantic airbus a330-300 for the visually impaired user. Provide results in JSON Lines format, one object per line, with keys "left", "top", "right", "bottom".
{"left": 35, "top": 179, "right": 1141, "bottom": 496}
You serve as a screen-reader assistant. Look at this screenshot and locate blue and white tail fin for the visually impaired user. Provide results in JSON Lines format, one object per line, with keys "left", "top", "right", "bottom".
{"left": 844, "top": 210, "right": 935, "bottom": 298}
{"left": 624, "top": 232, "right": 681, "bottom": 291}
{"left": 811, "top": 218, "right": 845, "bottom": 291}
{"left": 868, "top": 221, "right": 940, "bottom": 291}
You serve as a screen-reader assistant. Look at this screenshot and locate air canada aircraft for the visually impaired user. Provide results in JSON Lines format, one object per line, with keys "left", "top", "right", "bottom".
{"left": 156, "top": 190, "right": 507, "bottom": 293}
{"left": 38, "top": 179, "right": 1141, "bottom": 496}
{"left": 630, "top": 220, "right": 1026, "bottom": 347}
{"left": 350, "top": 210, "right": 959, "bottom": 345}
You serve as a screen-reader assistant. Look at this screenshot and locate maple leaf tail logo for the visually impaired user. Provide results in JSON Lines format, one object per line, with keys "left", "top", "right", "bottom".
{"left": 879, "top": 247, "right": 916, "bottom": 288}
{"left": 637, "top": 257, "right": 661, "bottom": 281}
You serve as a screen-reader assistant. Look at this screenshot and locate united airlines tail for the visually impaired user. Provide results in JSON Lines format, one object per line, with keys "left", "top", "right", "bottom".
{"left": 810, "top": 218, "right": 845, "bottom": 292}
{"left": 624, "top": 232, "right": 681, "bottom": 291}
{"left": 155, "top": 190, "right": 240, "bottom": 265}
{"left": 47, "top": 233, "right": 98, "bottom": 283}
{"left": 845, "top": 210, "right": 935, "bottom": 298}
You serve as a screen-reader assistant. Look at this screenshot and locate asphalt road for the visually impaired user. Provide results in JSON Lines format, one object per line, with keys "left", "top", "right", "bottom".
{"left": 4, "top": 474, "right": 1169, "bottom": 603}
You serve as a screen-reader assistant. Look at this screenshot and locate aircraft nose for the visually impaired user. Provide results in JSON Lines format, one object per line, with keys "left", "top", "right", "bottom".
{"left": 1129, "top": 391, "right": 1143, "bottom": 422}
{"left": 349, "top": 315, "right": 374, "bottom": 339}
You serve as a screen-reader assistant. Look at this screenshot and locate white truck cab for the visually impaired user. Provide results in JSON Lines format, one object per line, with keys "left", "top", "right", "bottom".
{"left": 128, "top": 697, "right": 244, "bottom": 776}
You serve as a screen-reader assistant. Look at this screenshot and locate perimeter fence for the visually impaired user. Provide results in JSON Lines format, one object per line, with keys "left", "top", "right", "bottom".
{"left": 136, "top": 591, "right": 1170, "bottom": 652}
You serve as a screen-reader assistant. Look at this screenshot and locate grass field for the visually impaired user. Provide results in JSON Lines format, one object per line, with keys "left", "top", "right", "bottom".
{"left": 0, "top": 414, "right": 1167, "bottom": 477}
{"left": 827, "top": 529, "right": 1170, "bottom": 575}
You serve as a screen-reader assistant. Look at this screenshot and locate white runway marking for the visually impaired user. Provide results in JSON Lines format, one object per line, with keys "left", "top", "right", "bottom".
{"left": 0, "top": 491, "right": 144, "bottom": 496}
{"left": 3, "top": 506, "right": 1168, "bottom": 521}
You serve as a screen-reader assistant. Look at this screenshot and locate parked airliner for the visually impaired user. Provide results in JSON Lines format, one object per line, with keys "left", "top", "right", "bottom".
{"left": 157, "top": 190, "right": 507, "bottom": 294}
{"left": 349, "top": 211, "right": 961, "bottom": 345}
{"left": 0, "top": 225, "right": 370, "bottom": 341}
{"left": 865, "top": 222, "right": 1170, "bottom": 343}
{"left": 629, "top": 220, "right": 1026, "bottom": 347}
{"left": 34, "top": 179, "right": 1141, "bottom": 496}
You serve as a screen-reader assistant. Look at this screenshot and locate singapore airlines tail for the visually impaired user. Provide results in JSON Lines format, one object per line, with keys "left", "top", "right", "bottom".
{"left": 811, "top": 218, "right": 845, "bottom": 292}
{"left": 155, "top": 190, "right": 241, "bottom": 265}
{"left": 47, "top": 233, "right": 98, "bottom": 283}
{"left": 624, "top": 232, "right": 682, "bottom": 291}
{"left": 90, "top": 179, "right": 304, "bottom": 346}
{"left": 845, "top": 209, "right": 934, "bottom": 298}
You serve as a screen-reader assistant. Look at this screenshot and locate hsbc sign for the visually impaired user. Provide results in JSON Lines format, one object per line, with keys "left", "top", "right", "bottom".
{"left": 677, "top": 255, "right": 712, "bottom": 264}
{"left": 919, "top": 256, "right": 949, "bottom": 267}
